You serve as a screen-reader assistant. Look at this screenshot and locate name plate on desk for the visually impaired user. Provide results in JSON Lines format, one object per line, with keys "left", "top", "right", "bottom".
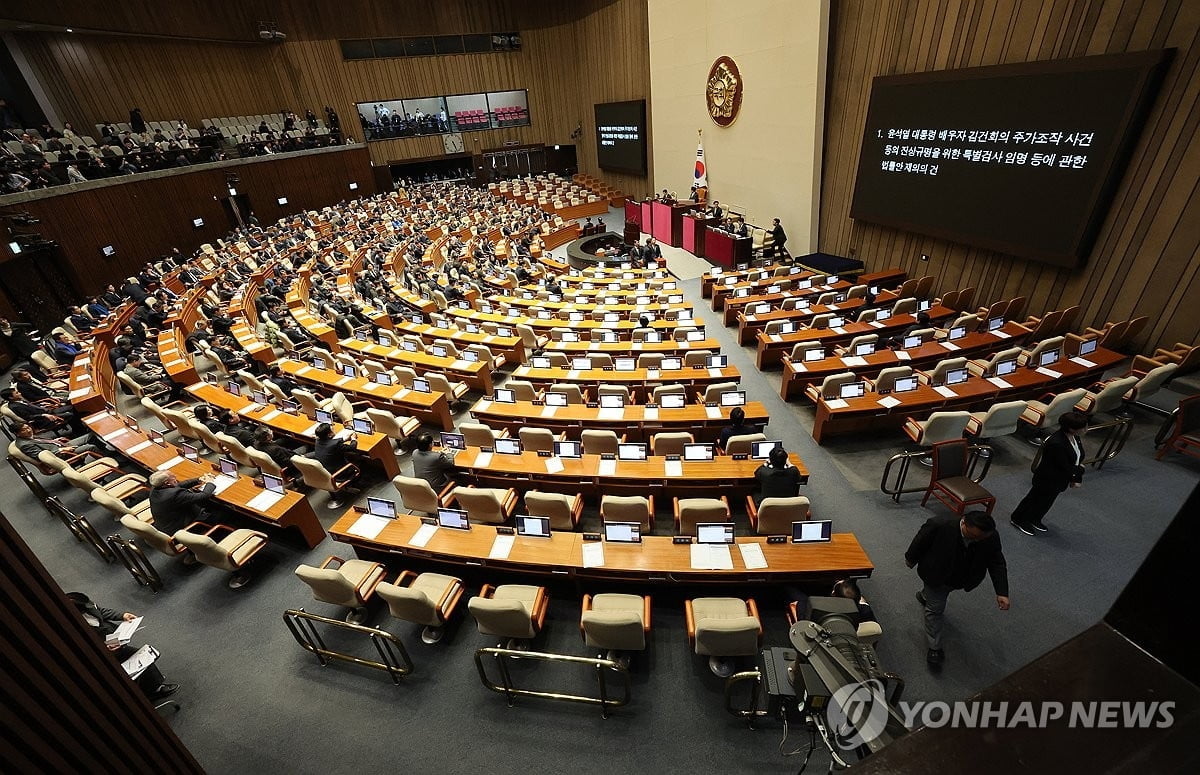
{"left": 940, "top": 341, "right": 960, "bottom": 351}
{"left": 766, "top": 535, "right": 788, "bottom": 544}
{"left": 673, "top": 536, "right": 692, "bottom": 545}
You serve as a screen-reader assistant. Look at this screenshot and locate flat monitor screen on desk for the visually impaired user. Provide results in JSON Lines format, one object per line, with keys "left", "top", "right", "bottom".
{"left": 440, "top": 432, "right": 466, "bottom": 451}
{"left": 544, "top": 392, "right": 568, "bottom": 407}
{"left": 778, "top": 322, "right": 796, "bottom": 334}
{"left": 988, "top": 317, "right": 1005, "bottom": 332}
{"left": 281, "top": 399, "right": 299, "bottom": 413}
{"left": 561, "top": 332, "right": 580, "bottom": 343}
{"left": 412, "top": 377, "right": 431, "bottom": 393}
{"left": 797, "top": 279, "right": 812, "bottom": 289}
{"left": 707, "top": 354, "right": 728, "bottom": 369}
{"left": 918, "top": 300, "right": 932, "bottom": 312}
{"left": 430, "top": 345, "right": 447, "bottom": 358}
{"left": 181, "top": 443, "right": 199, "bottom": 460}
{"left": 687, "top": 330, "right": 705, "bottom": 342}
{"left": 367, "top": 497, "right": 397, "bottom": 519}
{"left": 804, "top": 348, "right": 826, "bottom": 362}
{"left": 644, "top": 332, "right": 662, "bottom": 343}
{"left": 903, "top": 335, "right": 923, "bottom": 349}
{"left": 604, "top": 521, "right": 641, "bottom": 543}
{"left": 600, "top": 332, "right": 619, "bottom": 343}
{"left": 437, "top": 507, "right": 470, "bottom": 530}
{"left": 262, "top": 473, "right": 286, "bottom": 495}
{"left": 219, "top": 457, "right": 238, "bottom": 477}
{"left": 839, "top": 382, "right": 867, "bottom": 399}
{"left": 614, "top": 358, "right": 636, "bottom": 371}
{"left": 554, "top": 440, "right": 582, "bottom": 459}
{"left": 793, "top": 520, "right": 832, "bottom": 543}
{"left": 875, "top": 309, "right": 891, "bottom": 321}
{"left": 531, "top": 357, "right": 552, "bottom": 369}
{"left": 617, "top": 443, "right": 647, "bottom": 461}
{"left": 683, "top": 443, "right": 715, "bottom": 461}
{"left": 496, "top": 327, "right": 513, "bottom": 337}
{"left": 827, "top": 275, "right": 840, "bottom": 285}
{"left": 659, "top": 393, "right": 686, "bottom": 409}
{"left": 994, "top": 359, "right": 1018, "bottom": 377}
{"left": 720, "top": 391, "right": 746, "bottom": 407}
{"left": 569, "top": 312, "right": 585, "bottom": 322}
{"left": 375, "top": 372, "right": 394, "bottom": 386}
{"left": 572, "top": 357, "right": 591, "bottom": 370}
{"left": 516, "top": 515, "right": 551, "bottom": 538}
{"left": 340, "top": 364, "right": 357, "bottom": 379}
{"left": 315, "top": 409, "right": 335, "bottom": 425}
{"left": 312, "top": 357, "right": 326, "bottom": 370}
{"left": 494, "top": 438, "right": 522, "bottom": 455}
{"left": 894, "top": 376, "right": 920, "bottom": 393}
{"left": 751, "top": 440, "right": 784, "bottom": 460}
{"left": 599, "top": 394, "right": 625, "bottom": 409}
{"left": 945, "top": 368, "right": 969, "bottom": 386}
{"left": 678, "top": 309, "right": 694, "bottom": 321}
{"left": 251, "top": 391, "right": 269, "bottom": 406}
{"left": 697, "top": 523, "right": 735, "bottom": 545}
{"left": 827, "top": 316, "right": 845, "bottom": 328}
{"left": 351, "top": 418, "right": 373, "bottom": 434}
{"left": 1078, "top": 338, "right": 1098, "bottom": 356}
{"left": 604, "top": 313, "right": 621, "bottom": 323}
{"left": 855, "top": 342, "right": 876, "bottom": 356}
{"left": 948, "top": 325, "right": 967, "bottom": 341}
{"left": 494, "top": 388, "right": 515, "bottom": 403}
{"left": 1038, "top": 348, "right": 1061, "bottom": 367}
{"left": 227, "top": 381, "right": 242, "bottom": 397}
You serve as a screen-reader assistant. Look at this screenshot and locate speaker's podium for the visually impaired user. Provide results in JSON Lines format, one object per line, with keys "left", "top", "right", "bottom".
{"left": 640, "top": 199, "right": 654, "bottom": 235}
{"left": 651, "top": 201, "right": 698, "bottom": 247}
{"left": 705, "top": 227, "right": 752, "bottom": 268}
{"left": 683, "top": 213, "right": 719, "bottom": 256}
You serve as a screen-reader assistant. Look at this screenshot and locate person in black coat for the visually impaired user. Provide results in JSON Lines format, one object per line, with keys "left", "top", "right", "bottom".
{"left": 148, "top": 471, "right": 217, "bottom": 533}
{"left": 311, "top": 423, "right": 355, "bottom": 474}
{"left": 0, "top": 317, "right": 40, "bottom": 359}
{"left": 753, "top": 446, "right": 803, "bottom": 504}
{"left": 1009, "top": 410, "right": 1088, "bottom": 535}
{"left": 717, "top": 406, "right": 761, "bottom": 451}
{"left": 769, "top": 218, "right": 787, "bottom": 257}
{"left": 67, "top": 592, "right": 177, "bottom": 700}
{"left": 905, "top": 511, "right": 1009, "bottom": 666}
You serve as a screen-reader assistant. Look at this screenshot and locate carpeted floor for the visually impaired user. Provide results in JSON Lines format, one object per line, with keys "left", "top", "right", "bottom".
{"left": 6, "top": 216, "right": 1197, "bottom": 773}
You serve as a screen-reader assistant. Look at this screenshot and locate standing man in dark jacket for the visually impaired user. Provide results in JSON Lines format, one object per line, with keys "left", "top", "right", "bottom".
{"left": 1009, "top": 411, "right": 1088, "bottom": 536}
{"left": 905, "top": 510, "right": 1009, "bottom": 667}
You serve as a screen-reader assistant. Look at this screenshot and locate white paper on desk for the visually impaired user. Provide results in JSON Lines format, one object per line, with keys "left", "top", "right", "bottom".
{"left": 127, "top": 440, "right": 153, "bottom": 454}
{"left": 346, "top": 514, "right": 388, "bottom": 539}
{"left": 831, "top": 327, "right": 847, "bottom": 334}
{"left": 111, "top": 616, "right": 143, "bottom": 645}
{"left": 824, "top": 398, "right": 849, "bottom": 410}
{"left": 475, "top": 399, "right": 492, "bottom": 412}
{"left": 164, "top": 359, "right": 184, "bottom": 369}
{"left": 643, "top": 407, "right": 658, "bottom": 420}
{"left": 484, "top": 335, "right": 497, "bottom": 343}
{"left": 841, "top": 356, "right": 867, "bottom": 367}
{"left": 1036, "top": 366, "right": 1063, "bottom": 379}
{"left": 540, "top": 405, "right": 558, "bottom": 418}
{"left": 664, "top": 459, "right": 684, "bottom": 477}
{"left": 934, "top": 386, "right": 958, "bottom": 398}
{"left": 101, "top": 428, "right": 130, "bottom": 442}
{"left": 69, "top": 388, "right": 92, "bottom": 400}
{"left": 514, "top": 366, "right": 529, "bottom": 376}
{"left": 940, "top": 341, "right": 960, "bottom": 351}
{"left": 877, "top": 395, "right": 902, "bottom": 409}
{"left": 261, "top": 409, "right": 282, "bottom": 422}
{"left": 597, "top": 408, "right": 625, "bottom": 421}
{"left": 300, "top": 423, "right": 319, "bottom": 437}
{"left": 582, "top": 542, "right": 605, "bottom": 568}
{"left": 297, "top": 366, "right": 314, "bottom": 376}
{"left": 246, "top": 490, "right": 285, "bottom": 511}
{"left": 792, "top": 362, "right": 807, "bottom": 372}
{"left": 409, "top": 523, "right": 439, "bottom": 547}
{"left": 738, "top": 543, "right": 768, "bottom": 570}
{"left": 869, "top": 321, "right": 886, "bottom": 329}
{"left": 334, "top": 429, "right": 354, "bottom": 441}
{"left": 474, "top": 451, "right": 494, "bottom": 467}
{"left": 896, "top": 351, "right": 912, "bottom": 361}
{"left": 991, "top": 330, "right": 1011, "bottom": 339}
{"left": 707, "top": 367, "right": 722, "bottom": 378}
{"left": 335, "top": 376, "right": 353, "bottom": 387}
{"left": 155, "top": 455, "right": 185, "bottom": 471}
{"left": 632, "top": 342, "right": 643, "bottom": 350}
{"left": 210, "top": 475, "right": 239, "bottom": 495}
{"left": 987, "top": 377, "right": 1013, "bottom": 389}
{"left": 690, "top": 544, "right": 734, "bottom": 570}
{"left": 363, "top": 381, "right": 379, "bottom": 389}
{"left": 392, "top": 387, "right": 411, "bottom": 399}
{"left": 598, "top": 458, "right": 617, "bottom": 476}
{"left": 769, "top": 334, "right": 782, "bottom": 343}
{"left": 389, "top": 349, "right": 404, "bottom": 359}
{"left": 121, "top": 644, "right": 158, "bottom": 679}
{"left": 78, "top": 357, "right": 90, "bottom": 365}
{"left": 645, "top": 369, "right": 660, "bottom": 380}
{"left": 679, "top": 341, "right": 691, "bottom": 349}
{"left": 451, "top": 360, "right": 470, "bottom": 371}
{"left": 567, "top": 370, "right": 580, "bottom": 379}
{"left": 705, "top": 406, "right": 722, "bottom": 419}
{"left": 77, "top": 373, "right": 91, "bottom": 381}
{"left": 544, "top": 456, "right": 565, "bottom": 474}
{"left": 489, "top": 534, "right": 515, "bottom": 560}
{"left": 1071, "top": 357, "right": 1096, "bottom": 368}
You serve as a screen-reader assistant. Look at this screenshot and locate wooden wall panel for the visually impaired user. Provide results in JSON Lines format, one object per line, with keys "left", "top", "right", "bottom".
{"left": 820, "top": 0, "right": 1200, "bottom": 354}
{"left": 9, "top": 148, "right": 374, "bottom": 296}
{"left": 12, "top": 0, "right": 651, "bottom": 195}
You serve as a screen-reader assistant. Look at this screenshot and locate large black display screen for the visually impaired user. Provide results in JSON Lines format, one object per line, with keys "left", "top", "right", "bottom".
{"left": 849, "top": 51, "right": 1171, "bottom": 267}
{"left": 595, "top": 100, "right": 647, "bottom": 176}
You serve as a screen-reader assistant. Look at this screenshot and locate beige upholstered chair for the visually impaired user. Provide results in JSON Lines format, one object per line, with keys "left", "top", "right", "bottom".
{"left": 190, "top": 421, "right": 226, "bottom": 457}
{"left": 515, "top": 323, "right": 548, "bottom": 351}
{"left": 391, "top": 475, "right": 454, "bottom": 515}
{"left": 686, "top": 597, "right": 762, "bottom": 677}
{"left": 600, "top": 495, "right": 654, "bottom": 532}
{"left": 724, "top": 433, "right": 766, "bottom": 456}
{"left": 582, "top": 429, "right": 623, "bottom": 455}
{"left": 451, "top": 486, "right": 518, "bottom": 525}
{"left": 581, "top": 593, "right": 651, "bottom": 658}
{"left": 684, "top": 350, "right": 711, "bottom": 367}
{"left": 292, "top": 456, "right": 359, "bottom": 509}
{"left": 967, "top": 346, "right": 1023, "bottom": 377}
{"left": 246, "top": 447, "right": 286, "bottom": 478}
{"left": 918, "top": 357, "right": 969, "bottom": 386}
{"left": 427, "top": 373, "right": 469, "bottom": 404}
{"left": 468, "top": 583, "right": 549, "bottom": 645}
{"left": 518, "top": 427, "right": 559, "bottom": 453}
{"left": 636, "top": 353, "right": 664, "bottom": 370}
{"left": 461, "top": 422, "right": 506, "bottom": 448}
{"left": 365, "top": 407, "right": 421, "bottom": 446}
{"left": 1017, "top": 336, "right": 1065, "bottom": 367}
{"left": 701, "top": 382, "right": 739, "bottom": 404}
{"left": 904, "top": 411, "right": 971, "bottom": 448}
{"left": 1125, "top": 363, "right": 1178, "bottom": 405}
{"left": 548, "top": 383, "right": 585, "bottom": 404}
{"left": 295, "top": 555, "right": 386, "bottom": 623}
{"left": 172, "top": 522, "right": 268, "bottom": 588}
{"left": 376, "top": 570, "right": 465, "bottom": 643}
{"left": 870, "top": 366, "right": 915, "bottom": 393}
{"left": 651, "top": 384, "right": 686, "bottom": 402}
{"left": 119, "top": 515, "right": 186, "bottom": 558}
{"left": 1020, "top": 389, "right": 1088, "bottom": 443}
{"left": 891, "top": 297, "right": 918, "bottom": 316}
{"left": 90, "top": 487, "right": 153, "bottom": 523}
{"left": 596, "top": 384, "right": 631, "bottom": 403}
{"left": 787, "top": 342, "right": 825, "bottom": 362}
{"left": 650, "top": 431, "right": 693, "bottom": 456}
{"left": 805, "top": 371, "right": 856, "bottom": 402}
{"left": 674, "top": 496, "right": 732, "bottom": 536}
{"left": 523, "top": 490, "right": 583, "bottom": 531}
{"left": 503, "top": 379, "right": 539, "bottom": 402}
{"left": 965, "top": 400, "right": 1029, "bottom": 445}
{"left": 745, "top": 496, "right": 810, "bottom": 535}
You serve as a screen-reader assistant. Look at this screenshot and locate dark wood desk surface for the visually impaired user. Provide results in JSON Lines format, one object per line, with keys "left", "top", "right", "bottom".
{"left": 329, "top": 511, "right": 870, "bottom": 583}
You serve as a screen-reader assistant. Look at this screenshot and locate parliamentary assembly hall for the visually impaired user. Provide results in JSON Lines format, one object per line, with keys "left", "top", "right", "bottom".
{"left": 1, "top": 1, "right": 1197, "bottom": 772}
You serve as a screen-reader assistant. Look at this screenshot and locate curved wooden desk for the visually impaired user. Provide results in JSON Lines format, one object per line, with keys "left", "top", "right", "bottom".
{"left": 508, "top": 364, "right": 742, "bottom": 402}
{"left": 330, "top": 511, "right": 871, "bottom": 584}
{"left": 278, "top": 359, "right": 454, "bottom": 430}
{"left": 756, "top": 305, "right": 957, "bottom": 369}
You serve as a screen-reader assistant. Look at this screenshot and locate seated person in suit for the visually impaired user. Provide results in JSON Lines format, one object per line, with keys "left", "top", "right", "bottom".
{"left": 753, "top": 446, "right": 803, "bottom": 504}
{"left": 311, "top": 423, "right": 356, "bottom": 476}
{"left": 218, "top": 410, "right": 256, "bottom": 447}
{"left": 14, "top": 422, "right": 97, "bottom": 458}
{"left": 412, "top": 432, "right": 456, "bottom": 490}
{"left": 253, "top": 427, "right": 301, "bottom": 475}
{"left": 717, "top": 407, "right": 761, "bottom": 452}
{"left": 192, "top": 405, "right": 223, "bottom": 434}
{"left": 51, "top": 332, "right": 82, "bottom": 364}
{"left": 123, "top": 355, "right": 185, "bottom": 401}
{"left": 67, "top": 592, "right": 178, "bottom": 700}
{"left": 2, "top": 386, "right": 84, "bottom": 435}
{"left": 148, "top": 470, "right": 217, "bottom": 532}
{"left": 11, "top": 368, "right": 65, "bottom": 402}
